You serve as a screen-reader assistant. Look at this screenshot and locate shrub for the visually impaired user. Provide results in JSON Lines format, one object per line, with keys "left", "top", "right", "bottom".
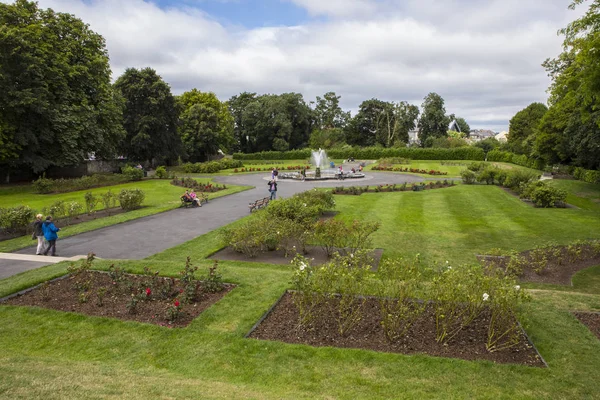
{"left": 101, "top": 190, "right": 117, "bottom": 213}
{"left": 313, "top": 219, "right": 348, "bottom": 257}
{"left": 460, "top": 169, "right": 477, "bottom": 184}
{"left": 503, "top": 169, "right": 539, "bottom": 193}
{"left": 572, "top": 167, "right": 600, "bottom": 184}
{"left": 530, "top": 184, "right": 567, "bottom": 208}
{"left": 221, "top": 216, "right": 272, "bottom": 257}
{"left": 477, "top": 166, "right": 500, "bottom": 185}
{"left": 118, "top": 189, "right": 145, "bottom": 210}
{"left": 121, "top": 165, "right": 144, "bottom": 181}
{"left": 44, "top": 200, "right": 67, "bottom": 219}
{"left": 468, "top": 162, "right": 488, "bottom": 172}
{"left": 32, "top": 176, "right": 55, "bottom": 193}
{"left": 155, "top": 166, "right": 168, "bottom": 179}
{"left": 64, "top": 201, "right": 84, "bottom": 225}
{"left": 0, "top": 206, "right": 35, "bottom": 234}
{"left": 84, "top": 192, "right": 99, "bottom": 215}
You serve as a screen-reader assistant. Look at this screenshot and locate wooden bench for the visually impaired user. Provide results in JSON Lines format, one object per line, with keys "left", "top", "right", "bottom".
{"left": 249, "top": 197, "right": 270, "bottom": 213}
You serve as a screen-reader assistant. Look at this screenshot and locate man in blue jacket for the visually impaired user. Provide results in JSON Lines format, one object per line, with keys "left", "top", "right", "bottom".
{"left": 42, "top": 216, "right": 60, "bottom": 256}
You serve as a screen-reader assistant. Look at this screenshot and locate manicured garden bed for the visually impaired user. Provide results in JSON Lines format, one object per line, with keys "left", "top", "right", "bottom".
{"left": 248, "top": 292, "right": 545, "bottom": 367}
{"left": 478, "top": 240, "right": 600, "bottom": 285}
{"left": 573, "top": 312, "right": 600, "bottom": 340}
{"left": 2, "top": 257, "right": 233, "bottom": 328}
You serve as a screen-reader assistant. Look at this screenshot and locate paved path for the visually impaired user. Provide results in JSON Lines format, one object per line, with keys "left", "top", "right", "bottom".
{"left": 1, "top": 171, "right": 424, "bottom": 279}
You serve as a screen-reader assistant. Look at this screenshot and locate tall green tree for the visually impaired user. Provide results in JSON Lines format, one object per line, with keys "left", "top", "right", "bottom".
{"left": 240, "top": 93, "right": 313, "bottom": 152}
{"left": 536, "top": 0, "right": 600, "bottom": 169}
{"left": 177, "top": 89, "right": 233, "bottom": 162}
{"left": 345, "top": 98, "right": 392, "bottom": 147}
{"left": 507, "top": 102, "right": 548, "bottom": 155}
{"left": 455, "top": 117, "right": 471, "bottom": 136}
{"left": 0, "top": 0, "right": 125, "bottom": 173}
{"left": 114, "top": 68, "right": 181, "bottom": 165}
{"left": 417, "top": 93, "right": 451, "bottom": 147}
{"left": 313, "top": 92, "right": 350, "bottom": 130}
{"left": 228, "top": 92, "right": 257, "bottom": 153}
{"left": 376, "top": 101, "right": 420, "bottom": 147}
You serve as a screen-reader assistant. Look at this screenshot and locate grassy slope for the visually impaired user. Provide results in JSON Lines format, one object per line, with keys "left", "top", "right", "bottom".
{"left": 0, "top": 179, "right": 249, "bottom": 252}
{"left": 1, "top": 182, "right": 600, "bottom": 399}
{"left": 546, "top": 179, "right": 600, "bottom": 212}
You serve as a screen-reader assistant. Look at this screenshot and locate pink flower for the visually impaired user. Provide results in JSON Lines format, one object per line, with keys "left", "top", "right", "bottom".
{"left": 145, "top": 288, "right": 152, "bottom": 297}
{"left": 174, "top": 299, "right": 180, "bottom": 307}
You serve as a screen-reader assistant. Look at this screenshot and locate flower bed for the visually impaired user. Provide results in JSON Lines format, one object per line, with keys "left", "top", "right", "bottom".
{"left": 573, "top": 312, "right": 600, "bottom": 340}
{"left": 171, "top": 177, "right": 227, "bottom": 193}
{"left": 233, "top": 165, "right": 311, "bottom": 173}
{"left": 371, "top": 166, "right": 448, "bottom": 175}
{"left": 247, "top": 254, "right": 545, "bottom": 367}
{"left": 478, "top": 240, "right": 600, "bottom": 285}
{"left": 1, "top": 256, "right": 233, "bottom": 328}
{"left": 331, "top": 180, "right": 455, "bottom": 195}
{"left": 248, "top": 292, "right": 544, "bottom": 366}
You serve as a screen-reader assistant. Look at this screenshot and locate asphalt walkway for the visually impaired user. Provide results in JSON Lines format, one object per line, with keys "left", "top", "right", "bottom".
{"left": 0, "top": 170, "right": 424, "bottom": 278}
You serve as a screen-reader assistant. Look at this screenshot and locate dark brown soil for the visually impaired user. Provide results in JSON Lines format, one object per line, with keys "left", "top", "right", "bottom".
{"left": 0, "top": 208, "right": 126, "bottom": 242}
{"left": 478, "top": 245, "right": 600, "bottom": 285}
{"left": 2, "top": 270, "right": 234, "bottom": 328}
{"left": 249, "top": 292, "right": 544, "bottom": 366}
{"left": 574, "top": 312, "right": 600, "bottom": 340}
{"left": 209, "top": 246, "right": 384, "bottom": 271}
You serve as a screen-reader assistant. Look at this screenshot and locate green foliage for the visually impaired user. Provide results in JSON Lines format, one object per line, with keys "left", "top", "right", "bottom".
{"left": 418, "top": 93, "right": 451, "bottom": 147}
{"left": 121, "top": 166, "right": 144, "bottom": 181}
{"left": 507, "top": 102, "right": 548, "bottom": 155}
{"left": 344, "top": 98, "right": 391, "bottom": 147}
{"left": 118, "top": 189, "right": 145, "bottom": 211}
{"left": 221, "top": 215, "right": 272, "bottom": 258}
{"left": 487, "top": 150, "right": 545, "bottom": 170}
{"left": 474, "top": 137, "right": 501, "bottom": 154}
{"left": 0, "top": 205, "right": 34, "bottom": 234}
{"left": 309, "top": 128, "right": 347, "bottom": 149}
{"left": 455, "top": 117, "right": 470, "bottom": 135}
{"left": 477, "top": 166, "right": 501, "bottom": 185}
{"left": 100, "top": 190, "right": 117, "bottom": 212}
{"left": 233, "top": 147, "right": 485, "bottom": 161}
{"left": 114, "top": 67, "right": 181, "bottom": 165}
{"left": 203, "top": 260, "right": 225, "bottom": 293}
{"left": 460, "top": 169, "right": 477, "bottom": 184}
{"left": 177, "top": 89, "right": 234, "bottom": 162}
{"left": 84, "top": 192, "right": 99, "bottom": 215}
{"left": 503, "top": 169, "right": 539, "bottom": 192}
{"left": 43, "top": 200, "right": 67, "bottom": 220}
{"left": 529, "top": 183, "right": 568, "bottom": 208}
{"left": 0, "top": 0, "right": 125, "bottom": 171}
{"left": 182, "top": 159, "right": 243, "bottom": 173}
{"left": 64, "top": 201, "right": 84, "bottom": 225}
{"left": 376, "top": 258, "right": 425, "bottom": 342}
{"left": 313, "top": 92, "right": 350, "bottom": 130}
{"left": 31, "top": 174, "right": 130, "bottom": 194}
{"left": 572, "top": 167, "right": 600, "bottom": 183}
{"left": 154, "top": 166, "right": 168, "bottom": 179}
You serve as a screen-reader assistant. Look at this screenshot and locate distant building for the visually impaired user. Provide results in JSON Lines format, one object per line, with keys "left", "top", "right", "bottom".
{"left": 495, "top": 131, "right": 508, "bottom": 142}
{"left": 408, "top": 130, "right": 420, "bottom": 145}
{"left": 469, "top": 129, "right": 497, "bottom": 142}
{"left": 448, "top": 119, "right": 461, "bottom": 132}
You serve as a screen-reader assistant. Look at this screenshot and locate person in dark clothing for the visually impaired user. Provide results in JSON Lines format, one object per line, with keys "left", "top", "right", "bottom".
{"left": 268, "top": 179, "right": 278, "bottom": 200}
{"left": 42, "top": 216, "right": 60, "bottom": 256}
{"left": 32, "top": 214, "right": 45, "bottom": 255}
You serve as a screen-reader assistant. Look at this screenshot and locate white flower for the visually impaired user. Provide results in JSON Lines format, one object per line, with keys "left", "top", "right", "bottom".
{"left": 482, "top": 293, "right": 490, "bottom": 301}
{"left": 447, "top": 266, "right": 452, "bottom": 270}
{"left": 445, "top": 260, "right": 449, "bottom": 264}
{"left": 299, "top": 262, "right": 307, "bottom": 271}
{"left": 303, "top": 203, "right": 307, "bottom": 207}
{"left": 277, "top": 231, "right": 280, "bottom": 235}
{"left": 514, "top": 285, "right": 520, "bottom": 291}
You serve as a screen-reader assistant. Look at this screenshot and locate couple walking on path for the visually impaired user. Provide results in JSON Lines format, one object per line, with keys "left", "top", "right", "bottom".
{"left": 32, "top": 214, "right": 60, "bottom": 256}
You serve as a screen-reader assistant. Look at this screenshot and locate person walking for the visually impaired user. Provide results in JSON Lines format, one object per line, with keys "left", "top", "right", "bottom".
{"left": 32, "top": 214, "right": 45, "bottom": 255}
{"left": 42, "top": 216, "right": 60, "bottom": 256}
{"left": 301, "top": 168, "right": 306, "bottom": 181}
{"left": 268, "top": 179, "right": 278, "bottom": 200}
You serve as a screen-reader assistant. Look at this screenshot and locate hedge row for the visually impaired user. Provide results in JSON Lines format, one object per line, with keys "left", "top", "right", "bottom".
{"left": 233, "top": 147, "right": 486, "bottom": 161}
{"left": 486, "top": 150, "right": 545, "bottom": 170}
{"left": 572, "top": 167, "right": 600, "bottom": 184}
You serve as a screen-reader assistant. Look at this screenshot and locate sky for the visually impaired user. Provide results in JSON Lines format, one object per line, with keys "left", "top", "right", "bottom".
{"left": 3, "top": 0, "right": 585, "bottom": 132}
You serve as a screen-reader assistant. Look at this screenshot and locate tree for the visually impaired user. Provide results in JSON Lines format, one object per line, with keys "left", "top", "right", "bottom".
{"left": 228, "top": 92, "right": 257, "bottom": 153}
{"left": 474, "top": 137, "right": 501, "bottom": 155}
{"left": 507, "top": 103, "right": 548, "bottom": 155}
{"left": 313, "top": 92, "right": 350, "bottom": 130}
{"left": 0, "top": 0, "right": 125, "bottom": 173}
{"left": 240, "top": 93, "right": 313, "bottom": 152}
{"left": 536, "top": 0, "right": 600, "bottom": 169}
{"left": 177, "top": 89, "right": 233, "bottom": 162}
{"left": 308, "top": 128, "right": 346, "bottom": 149}
{"left": 418, "top": 93, "right": 451, "bottom": 147}
{"left": 345, "top": 99, "right": 392, "bottom": 147}
{"left": 114, "top": 68, "right": 181, "bottom": 165}
{"left": 376, "top": 101, "right": 420, "bottom": 147}
{"left": 455, "top": 117, "right": 471, "bottom": 136}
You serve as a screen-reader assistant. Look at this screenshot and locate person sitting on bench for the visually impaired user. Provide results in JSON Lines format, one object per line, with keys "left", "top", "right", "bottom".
{"left": 189, "top": 189, "right": 201, "bottom": 207}
{"left": 181, "top": 190, "right": 193, "bottom": 204}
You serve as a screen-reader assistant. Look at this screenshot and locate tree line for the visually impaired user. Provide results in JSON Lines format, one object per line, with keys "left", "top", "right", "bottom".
{"left": 1, "top": 0, "right": 598, "bottom": 174}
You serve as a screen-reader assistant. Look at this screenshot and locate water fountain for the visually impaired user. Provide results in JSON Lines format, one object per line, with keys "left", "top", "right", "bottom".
{"left": 278, "top": 148, "right": 365, "bottom": 180}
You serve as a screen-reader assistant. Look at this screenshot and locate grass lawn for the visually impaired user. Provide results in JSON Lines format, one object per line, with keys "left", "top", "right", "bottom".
{"left": 364, "top": 160, "right": 541, "bottom": 178}
{"left": 0, "top": 179, "right": 249, "bottom": 253}
{"left": 1, "top": 180, "right": 600, "bottom": 398}
{"left": 546, "top": 179, "right": 600, "bottom": 212}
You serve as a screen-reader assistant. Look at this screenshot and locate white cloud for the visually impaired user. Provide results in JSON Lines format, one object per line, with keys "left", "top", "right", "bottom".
{"left": 2, "top": 0, "right": 580, "bottom": 131}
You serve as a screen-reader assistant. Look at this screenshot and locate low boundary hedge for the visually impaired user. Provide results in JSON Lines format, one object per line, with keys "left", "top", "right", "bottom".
{"left": 233, "top": 147, "right": 485, "bottom": 161}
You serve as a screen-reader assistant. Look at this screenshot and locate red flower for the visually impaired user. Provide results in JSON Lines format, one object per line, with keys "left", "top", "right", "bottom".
{"left": 179, "top": 288, "right": 184, "bottom": 293}
{"left": 174, "top": 299, "right": 180, "bottom": 307}
{"left": 145, "top": 287, "right": 152, "bottom": 297}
